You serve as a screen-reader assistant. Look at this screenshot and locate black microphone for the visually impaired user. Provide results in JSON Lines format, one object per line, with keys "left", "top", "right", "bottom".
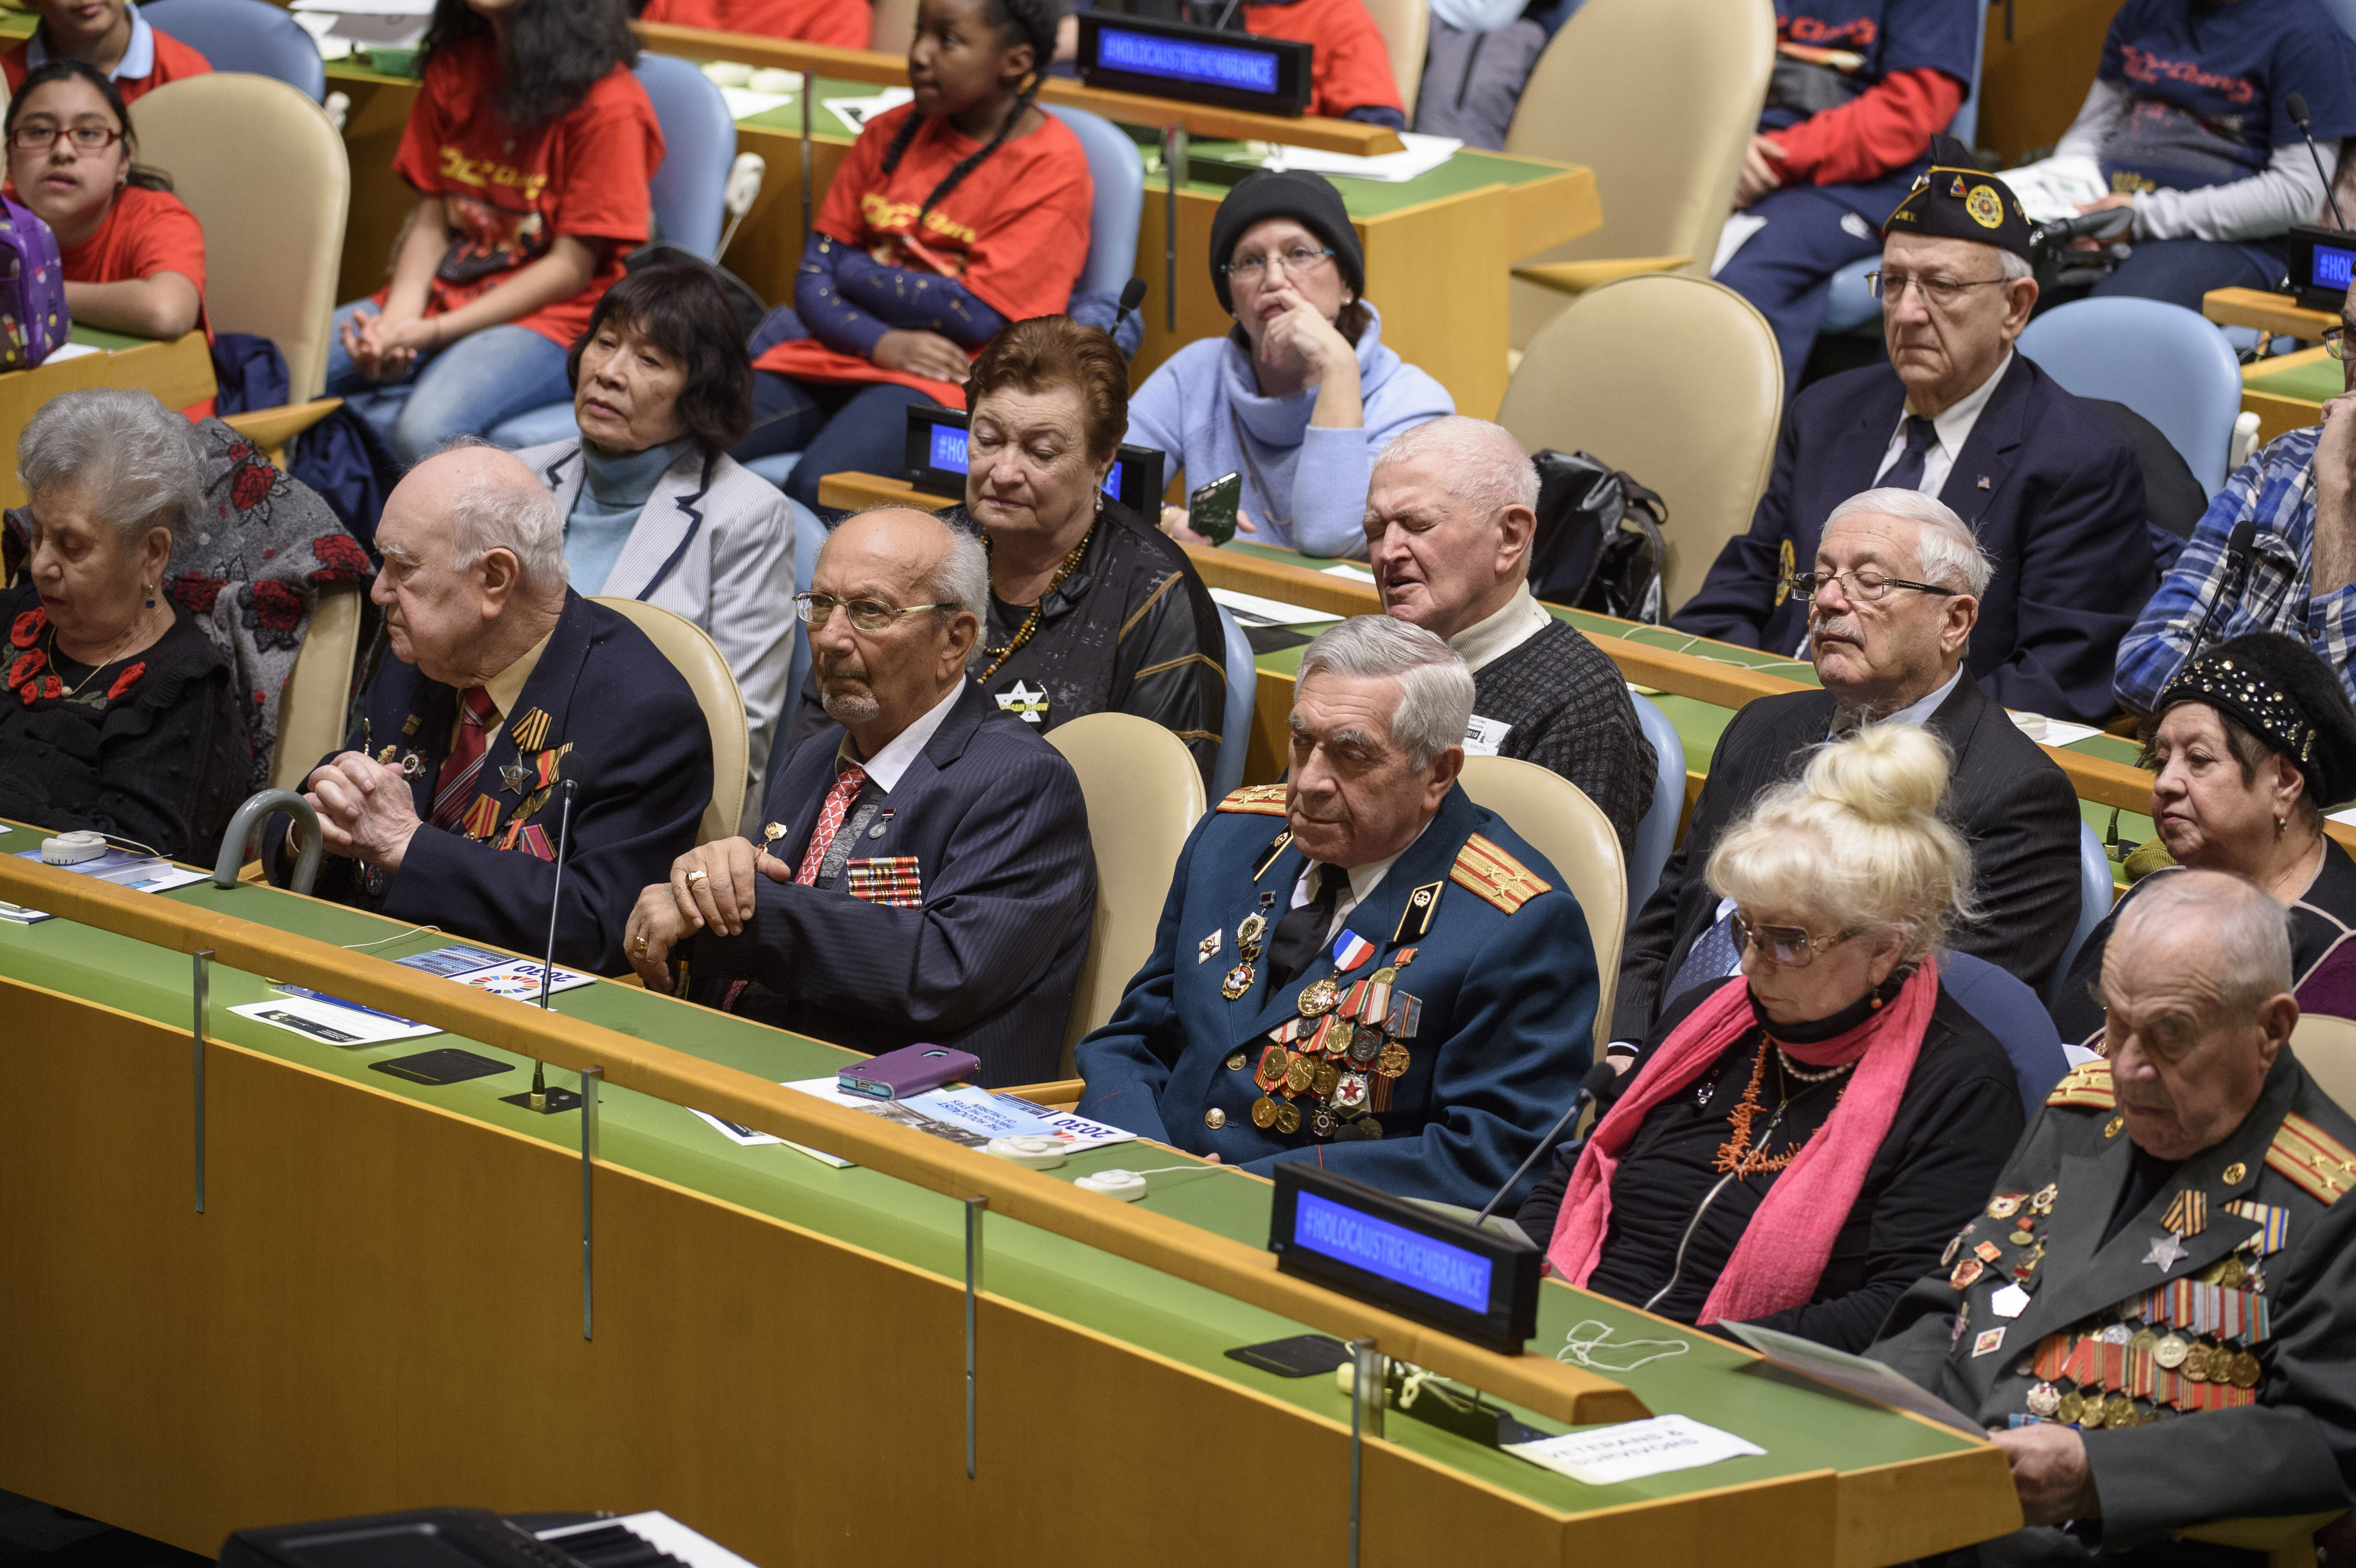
{"left": 2286, "top": 94, "right": 2350, "bottom": 231}
{"left": 1113, "top": 277, "right": 1148, "bottom": 333}
{"left": 2183, "top": 518, "right": 2259, "bottom": 672}
{"left": 1473, "top": 1058, "right": 1622, "bottom": 1229}
{"left": 535, "top": 772, "right": 583, "bottom": 1011}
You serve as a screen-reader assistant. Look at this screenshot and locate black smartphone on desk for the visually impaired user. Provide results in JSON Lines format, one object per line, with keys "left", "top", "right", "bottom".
{"left": 1189, "top": 471, "right": 1241, "bottom": 546}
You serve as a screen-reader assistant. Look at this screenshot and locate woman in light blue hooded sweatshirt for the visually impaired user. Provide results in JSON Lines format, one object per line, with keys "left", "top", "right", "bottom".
{"left": 1127, "top": 169, "right": 1452, "bottom": 559}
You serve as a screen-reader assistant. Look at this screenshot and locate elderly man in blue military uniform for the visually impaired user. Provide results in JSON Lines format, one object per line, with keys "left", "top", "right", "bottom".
{"left": 1871, "top": 870, "right": 2356, "bottom": 1565}
{"left": 1075, "top": 615, "right": 1599, "bottom": 1209}
{"left": 277, "top": 443, "right": 711, "bottom": 975}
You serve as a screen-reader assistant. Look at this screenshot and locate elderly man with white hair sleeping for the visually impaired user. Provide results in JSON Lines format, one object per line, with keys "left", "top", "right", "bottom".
{"left": 280, "top": 440, "right": 711, "bottom": 975}
{"left": 1873, "top": 869, "right": 2356, "bottom": 1566}
{"left": 1074, "top": 613, "right": 1599, "bottom": 1209}
{"left": 1363, "top": 415, "right": 1657, "bottom": 858}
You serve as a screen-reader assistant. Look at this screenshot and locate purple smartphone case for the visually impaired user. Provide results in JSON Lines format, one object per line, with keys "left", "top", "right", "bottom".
{"left": 839, "top": 1043, "right": 981, "bottom": 1100}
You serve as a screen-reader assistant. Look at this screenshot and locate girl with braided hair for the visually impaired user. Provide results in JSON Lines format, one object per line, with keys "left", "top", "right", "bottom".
{"left": 733, "top": 0, "right": 1093, "bottom": 513}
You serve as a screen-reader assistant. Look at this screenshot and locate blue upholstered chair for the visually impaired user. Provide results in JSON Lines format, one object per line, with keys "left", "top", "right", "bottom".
{"left": 1941, "top": 949, "right": 2070, "bottom": 1115}
{"left": 2046, "top": 820, "right": 2116, "bottom": 1012}
{"left": 143, "top": 0, "right": 326, "bottom": 101}
{"left": 1214, "top": 605, "right": 1257, "bottom": 798}
{"left": 2016, "top": 298, "right": 2245, "bottom": 495}
{"left": 487, "top": 55, "right": 737, "bottom": 450}
{"left": 1626, "top": 691, "right": 1686, "bottom": 926}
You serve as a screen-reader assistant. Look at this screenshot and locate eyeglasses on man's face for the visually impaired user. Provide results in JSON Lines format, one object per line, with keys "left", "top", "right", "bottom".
{"left": 1732, "top": 913, "right": 1863, "bottom": 969}
{"left": 793, "top": 592, "right": 949, "bottom": 632}
{"left": 9, "top": 122, "right": 121, "bottom": 153}
{"left": 2326, "top": 325, "right": 2351, "bottom": 362}
{"left": 1220, "top": 245, "right": 1336, "bottom": 284}
{"left": 1779, "top": 567, "right": 1960, "bottom": 605}
{"left": 1865, "top": 270, "right": 2010, "bottom": 309}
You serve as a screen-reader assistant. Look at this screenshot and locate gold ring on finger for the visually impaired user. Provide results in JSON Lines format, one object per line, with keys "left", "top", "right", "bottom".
{"left": 686, "top": 869, "right": 708, "bottom": 884}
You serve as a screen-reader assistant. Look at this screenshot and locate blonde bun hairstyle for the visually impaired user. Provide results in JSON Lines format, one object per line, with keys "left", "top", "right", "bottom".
{"left": 1706, "top": 723, "right": 1977, "bottom": 962}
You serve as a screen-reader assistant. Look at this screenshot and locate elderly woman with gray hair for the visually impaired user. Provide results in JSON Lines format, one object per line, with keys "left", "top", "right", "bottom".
{"left": 0, "top": 388, "right": 247, "bottom": 858}
{"left": 1522, "top": 723, "right": 2026, "bottom": 1352}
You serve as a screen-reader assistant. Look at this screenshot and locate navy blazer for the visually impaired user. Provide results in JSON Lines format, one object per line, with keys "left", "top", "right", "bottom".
{"left": 279, "top": 591, "right": 710, "bottom": 975}
{"left": 1672, "top": 356, "right": 2154, "bottom": 724}
{"left": 1073, "top": 782, "right": 1599, "bottom": 1210}
{"left": 687, "top": 681, "right": 1096, "bottom": 1087}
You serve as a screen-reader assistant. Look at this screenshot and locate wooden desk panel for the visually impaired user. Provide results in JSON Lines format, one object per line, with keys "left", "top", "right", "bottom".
{"left": 0, "top": 332, "right": 216, "bottom": 509}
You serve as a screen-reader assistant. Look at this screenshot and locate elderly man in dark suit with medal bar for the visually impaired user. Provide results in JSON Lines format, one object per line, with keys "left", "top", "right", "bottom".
{"left": 280, "top": 443, "right": 711, "bottom": 974}
{"left": 1074, "top": 614, "right": 1599, "bottom": 1209}
{"left": 1872, "top": 870, "right": 2356, "bottom": 1565}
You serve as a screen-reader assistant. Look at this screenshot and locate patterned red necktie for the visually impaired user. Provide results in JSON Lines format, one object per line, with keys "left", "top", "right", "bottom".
{"left": 429, "top": 687, "right": 498, "bottom": 832}
{"left": 795, "top": 760, "right": 868, "bottom": 885}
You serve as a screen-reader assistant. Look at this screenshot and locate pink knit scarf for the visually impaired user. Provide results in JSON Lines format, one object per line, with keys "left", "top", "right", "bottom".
{"left": 1545, "top": 957, "right": 1939, "bottom": 1326}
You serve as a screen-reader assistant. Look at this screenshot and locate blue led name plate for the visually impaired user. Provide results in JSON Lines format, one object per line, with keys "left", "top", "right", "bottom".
{"left": 1095, "top": 25, "right": 1280, "bottom": 93}
{"left": 1292, "top": 1191, "right": 1493, "bottom": 1313}
{"left": 927, "top": 420, "right": 1122, "bottom": 496}
{"left": 2314, "top": 242, "right": 2354, "bottom": 293}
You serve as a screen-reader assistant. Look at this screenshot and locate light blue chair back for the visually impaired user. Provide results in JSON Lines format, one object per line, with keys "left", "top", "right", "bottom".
{"left": 2046, "top": 821, "right": 2115, "bottom": 1009}
{"left": 1817, "top": 12, "right": 1989, "bottom": 336}
{"left": 2016, "top": 298, "right": 2243, "bottom": 495}
{"left": 763, "top": 495, "right": 832, "bottom": 804}
{"left": 143, "top": 0, "right": 326, "bottom": 100}
{"left": 1214, "top": 605, "right": 1256, "bottom": 798}
{"left": 634, "top": 53, "right": 736, "bottom": 260}
{"left": 1042, "top": 103, "right": 1144, "bottom": 299}
{"left": 1626, "top": 691, "right": 1684, "bottom": 926}
{"left": 1941, "top": 949, "right": 2070, "bottom": 1114}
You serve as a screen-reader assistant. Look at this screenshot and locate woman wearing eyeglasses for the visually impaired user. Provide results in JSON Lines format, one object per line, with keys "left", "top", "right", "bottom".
{"left": 3, "top": 61, "right": 206, "bottom": 356}
{"left": 1131, "top": 170, "right": 1452, "bottom": 559}
{"left": 1520, "top": 722, "right": 2025, "bottom": 1353}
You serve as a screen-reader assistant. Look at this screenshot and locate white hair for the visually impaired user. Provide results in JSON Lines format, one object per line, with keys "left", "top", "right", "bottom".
{"left": 443, "top": 473, "right": 569, "bottom": 593}
{"left": 1997, "top": 248, "right": 2034, "bottom": 282}
{"left": 2112, "top": 869, "right": 2293, "bottom": 1021}
{"left": 1296, "top": 615, "right": 1475, "bottom": 770}
{"left": 1823, "top": 487, "right": 1993, "bottom": 598}
{"left": 18, "top": 387, "right": 204, "bottom": 547}
{"left": 927, "top": 519, "right": 990, "bottom": 624}
{"left": 1374, "top": 415, "right": 1539, "bottom": 518}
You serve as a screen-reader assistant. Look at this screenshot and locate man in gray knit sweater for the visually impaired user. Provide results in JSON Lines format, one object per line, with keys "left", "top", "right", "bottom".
{"left": 1364, "top": 417, "right": 1657, "bottom": 859}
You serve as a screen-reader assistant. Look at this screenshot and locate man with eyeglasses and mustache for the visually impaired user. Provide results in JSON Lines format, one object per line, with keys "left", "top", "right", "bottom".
{"left": 1679, "top": 139, "right": 2154, "bottom": 727}
{"left": 1615, "top": 486, "right": 2080, "bottom": 1051}
{"left": 623, "top": 506, "right": 1096, "bottom": 1087}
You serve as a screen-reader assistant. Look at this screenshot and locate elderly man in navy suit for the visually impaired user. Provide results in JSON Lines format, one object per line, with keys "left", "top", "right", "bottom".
{"left": 1074, "top": 616, "right": 1598, "bottom": 1210}
{"left": 1677, "top": 141, "right": 2153, "bottom": 725}
{"left": 626, "top": 507, "right": 1096, "bottom": 1087}
{"left": 285, "top": 443, "right": 712, "bottom": 974}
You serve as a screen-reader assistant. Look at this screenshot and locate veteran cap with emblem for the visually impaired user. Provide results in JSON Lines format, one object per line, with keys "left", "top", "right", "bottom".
{"left": 1882, "top": 134, "right": 2034, "bottom": 261}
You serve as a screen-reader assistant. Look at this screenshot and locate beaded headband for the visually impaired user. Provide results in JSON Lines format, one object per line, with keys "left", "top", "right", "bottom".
{"left": 2157, "top": 651, "right": 2320, "bottom": 776}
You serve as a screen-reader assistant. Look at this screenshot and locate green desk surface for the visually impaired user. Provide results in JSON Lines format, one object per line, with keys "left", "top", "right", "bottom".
{"left": 0, "top": 821, "right": 1981, "bottom": 1512}
{"left": 2246, "top": 355, "right": 2343, "bottom": 404}
{"left": 68, "top": 323, "right": 147, "bottom": 354}
{"left": 1220, "top": 539, "right": 2153, "bottom": 864}
{"left": 1169, "top": 142, "right": 1579, "bottom": 218}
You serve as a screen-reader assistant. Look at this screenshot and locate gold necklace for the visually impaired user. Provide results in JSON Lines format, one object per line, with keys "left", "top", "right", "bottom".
{"left": 977, "top": 518, "right": 1096, "bottom": 683}
{"left": 48, "top": 607, "right": 154, "bottom": 698}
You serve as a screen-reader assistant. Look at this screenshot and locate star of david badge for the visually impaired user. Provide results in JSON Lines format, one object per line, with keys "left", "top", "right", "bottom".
{"left": 2143, "top": 1230, "right": 2189, "bottom": 1273}
{"left": 994, "top": 680, "right": 1049, "bottom": 725}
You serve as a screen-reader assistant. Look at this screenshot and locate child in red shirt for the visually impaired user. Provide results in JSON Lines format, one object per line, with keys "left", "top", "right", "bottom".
{"left": 638, "top": 0, "right": 874, "bottom": 49}
{"left": 734, "top": 0, "right": 1092, "bottom": 512}
{"left": 326, "top": 0, "right": 663, "bottom": 464}
{"left": 1241, "top": 0, "right": 1403, "bottom": 127}
{"left": 1, "top": 0, "right": 211, "bottom": 105}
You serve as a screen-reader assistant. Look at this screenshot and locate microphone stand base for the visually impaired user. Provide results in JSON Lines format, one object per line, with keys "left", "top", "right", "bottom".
{"left": 500, "top": 1087, "right": 584, "bottom": 1115}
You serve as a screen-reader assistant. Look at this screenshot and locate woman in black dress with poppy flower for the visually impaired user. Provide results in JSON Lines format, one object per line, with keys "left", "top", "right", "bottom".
{"left": 0, "top": 388, "right": 247, "bottom": 858}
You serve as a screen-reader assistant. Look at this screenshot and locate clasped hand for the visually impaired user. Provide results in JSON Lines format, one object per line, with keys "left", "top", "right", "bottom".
{"left": 1254, "top": 284, "right": 1352, "bottom": 383}
{"left": 1989, "top": 1421, "right": 2099, "bottom": 1527}
{"left": 873, "top": 328, "right": 972, "bottom": 384}
{"left": 338, "top": 304, "right": 436, "bottom": 382}
{"left": 624, "top": 837, "right": 793, "bottom": 992}
{"left": 305, "top": 752, "right": 423, "bottom": 871}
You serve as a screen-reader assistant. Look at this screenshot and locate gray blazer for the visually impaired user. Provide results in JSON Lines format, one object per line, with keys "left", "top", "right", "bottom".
{"left": 522, "top": 438, "right": 795, "bottom": 817}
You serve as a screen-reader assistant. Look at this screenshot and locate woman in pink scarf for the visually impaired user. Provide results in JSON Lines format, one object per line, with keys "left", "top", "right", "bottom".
{"left": 1517, "top": 723, "right": 2028, "bottom": 1352}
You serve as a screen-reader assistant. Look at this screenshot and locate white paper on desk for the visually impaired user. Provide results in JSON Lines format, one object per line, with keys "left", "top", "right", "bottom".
{"left": 1721, "top": 1320, "right": 1986, "bottom": 1435}
{"left": 289, "top": 9, "right": 356, "bottom": 57}
{"left": 1208, "top": 586, "right": 1339, "bottom": 627}
{"left": 1321, "top": 562, "right": 1378, "bottom": 583}
{"left": 539, "top": 1511, "right": 762, "bottom": 1568}
{"left": 1265, "top": 131, "right": 1460, "bottom": 184}
{"left": 231, "top": 995, "right": 438, "bottom": 1047}
{"left": 42, "top": 342, "right": 100, "bottom": 363}
{"left": 2010, "top": 711, "right": 2104, "bottom": 748}
{"left": 1997, "top": 154, "right": 2107, "bottom": 225}
{"left": 326, "top": 14, "right": 428, "bottom": 48}
{"left": 1504, "top": 1414, "right": 1764, "bottom": 1485}
{"left": 447, "top": 957, "right": 595, "bottom": 999}
{"left": 826, "top": 88, "right": 914, "bottom": 133}
{"left": 719, "top": 86, "right": 794, "bottom": 121}
{"left": 1711, "top": 213, "right": 1768, "bottom": 276}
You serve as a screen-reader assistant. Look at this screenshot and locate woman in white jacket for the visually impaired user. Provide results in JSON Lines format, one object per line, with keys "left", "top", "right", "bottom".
{"left": 518, "top": 264, "right": 794, "bottom": 812}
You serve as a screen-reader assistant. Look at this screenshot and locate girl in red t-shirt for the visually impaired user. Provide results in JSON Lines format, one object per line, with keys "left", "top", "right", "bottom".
{"left": 638, "top": 0, "right": 872, "bottom": 48}
{"left": 733, "top": 0, "right": 1093, "bottom": 512}
{"left": 0, "top": 0, "right": 213, "bottom": 105}
{"left": 326, "top": 0, "right": 664, "bottom": 464}
{"left": 4, "top": 61, "right": 206, "bottom": 346}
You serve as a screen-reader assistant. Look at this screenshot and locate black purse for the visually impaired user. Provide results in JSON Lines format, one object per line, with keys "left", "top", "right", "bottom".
{"left": 1526, "top": 449, "right": 1670, "bottom": 624}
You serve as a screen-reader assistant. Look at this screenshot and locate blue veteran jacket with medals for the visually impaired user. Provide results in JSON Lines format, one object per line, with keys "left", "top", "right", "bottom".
{"left": 1869, "top": 1053, "right": 2356, "bottom": 1560}
{"left": 1073, "top": 780, "right": 1598, "bottom": 1209}
{"left": 275, "top": 591, "right": 710, "bottom": 976}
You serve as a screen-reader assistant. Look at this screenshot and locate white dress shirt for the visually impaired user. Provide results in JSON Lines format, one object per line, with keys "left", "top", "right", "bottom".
{"left": 1291, "top": 818, "right": 1437, "bottom": 944}
{"left": 1446, "top": 582, "right": 1553, "bottom": 675}
{"left": 837, "top": 681, "right": 963, "bottom": 792}
{"left": 1871, "top": 350, "right": 2011, "bottom": 501}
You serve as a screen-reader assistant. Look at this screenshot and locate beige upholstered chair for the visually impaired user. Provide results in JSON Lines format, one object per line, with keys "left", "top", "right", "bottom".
{"left": 870, "top": 0, "right": 918, "bottom": 54}
{"left": 1458, "top": 754, "right": 1623, "bottom": 1058}
{"left": 268, "top": 582, "right": 363, "bottom": 791}
{"left": 1502, "top": 0, "right": 1773, "bottom": 349}
{"left": 132, "top": 74, "right": 350, "bottom": 401}
{"left": 1359, "top": 0, "right": 1429, "bottom": 118}
{"left": 1046, "top": 711, "right": 1206, "bottom": 1071}
{"left": 589, "top": 597, "right": 748, "bottom": 846}
{"left": 1495, "top": 273, "right": 1784, "bottom": 618}
{"left": 2293, "top": 1013, "right": 2356, "bottom": 1117}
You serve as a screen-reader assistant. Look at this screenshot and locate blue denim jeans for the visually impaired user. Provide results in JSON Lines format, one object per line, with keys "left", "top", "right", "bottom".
{"left": 325, "top": 300, "right": 574, "bottom": 466}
